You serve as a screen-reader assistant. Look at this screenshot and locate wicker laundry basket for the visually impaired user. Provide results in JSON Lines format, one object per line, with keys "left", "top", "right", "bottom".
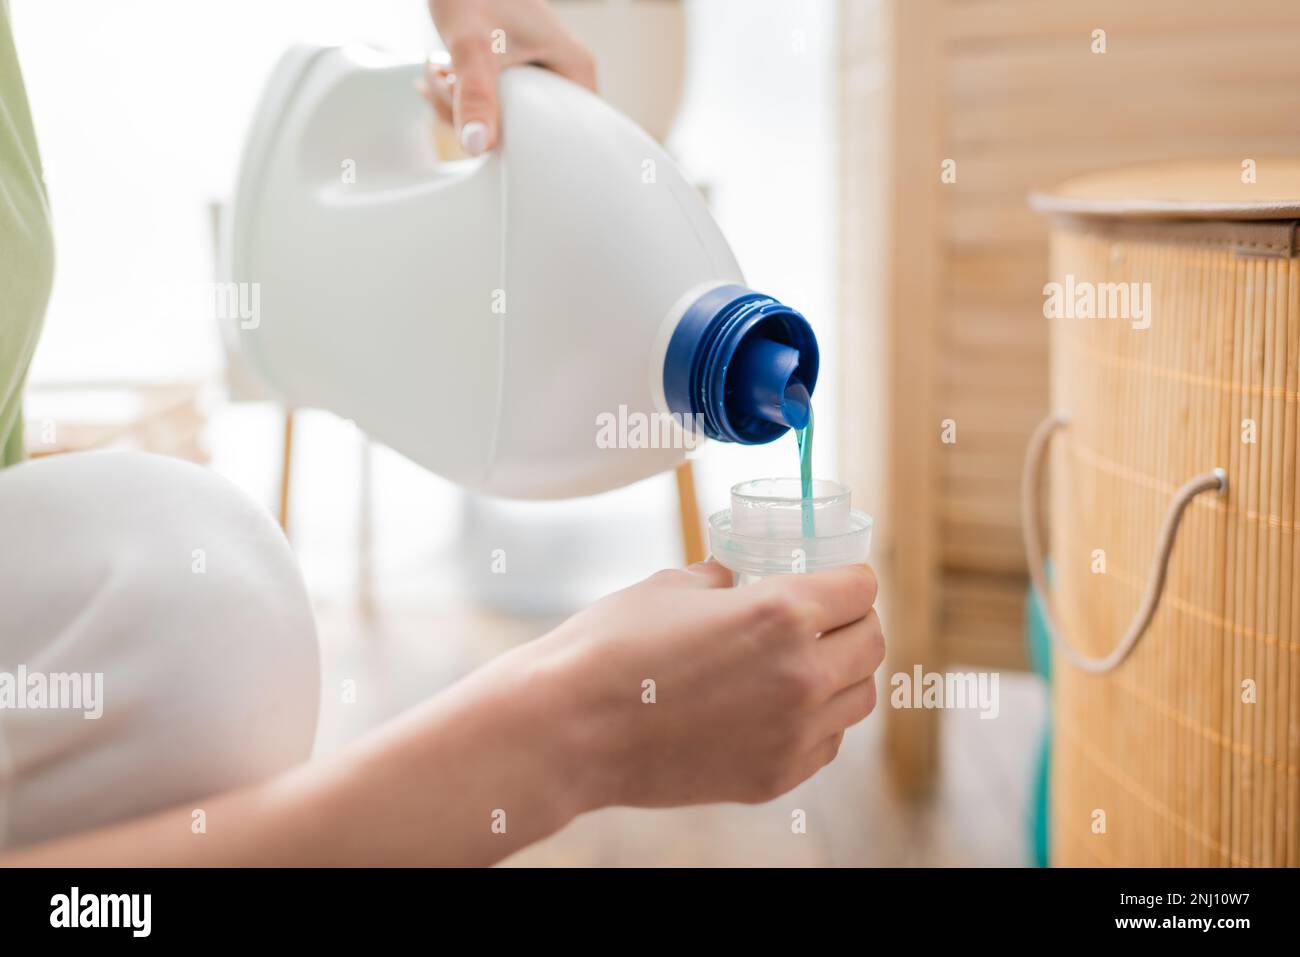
{"left": 1026, "top": 158, "right": 1300, "bottom": 867}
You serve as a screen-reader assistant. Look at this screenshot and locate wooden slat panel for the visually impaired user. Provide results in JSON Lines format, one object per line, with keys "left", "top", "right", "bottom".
{"left": 945, "top": 305, "right": 1050, "bottom": 360}
{"left": 944, "top": 1, "right": 1300, "bottom": 47}
{"left": 942, "top": 494, "right": 1021, "bottom": 536}
{"left": 941, "top": 532, "right": 1026, "bottom": 576}
{"left": 933, "top": 442, "right": 1040, "bottom": 487}
{"left": 945, "top": 138, "right": 1300, "bottom": 198}
{"left": 939, "top": 353, "right": 1048, "bottom": 398}
{"left": 949, "top": 87, "right": 1300, "bottom": 150}
{"left": 947, "top": 201, "right": 1048, "bottom": 246}
{"left": 946, "top": 247, "right": 1047, "bottom": 303}
{"left": 940, "top": 570, "right": 1029, "bottom": 670}
{"left": 876, "top": 0, "right": 946, "bottom": 795}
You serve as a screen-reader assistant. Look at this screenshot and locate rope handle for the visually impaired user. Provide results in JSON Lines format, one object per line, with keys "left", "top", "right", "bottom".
{"left": 1020, "top": 414, "right": 1227, "bottom": 675}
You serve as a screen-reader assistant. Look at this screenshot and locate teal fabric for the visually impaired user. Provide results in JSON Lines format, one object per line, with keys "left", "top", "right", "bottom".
{"left": 1026, "top": 562, "right": 1053, "bottom": 867}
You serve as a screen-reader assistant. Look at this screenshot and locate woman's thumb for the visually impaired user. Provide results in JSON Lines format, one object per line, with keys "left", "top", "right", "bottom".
{"left": 449, "top": 36, "right": 500, "bottom": 155}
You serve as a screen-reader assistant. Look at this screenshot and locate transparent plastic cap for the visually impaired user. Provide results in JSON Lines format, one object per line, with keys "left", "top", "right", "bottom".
{"left": 708, "top": 478, "right": 873, "bottom": 584}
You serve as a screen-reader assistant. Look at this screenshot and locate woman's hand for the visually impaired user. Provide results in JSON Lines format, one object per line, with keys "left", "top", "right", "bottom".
{"left": 2, "top": 561, "right": 883, "bottom": 867}
{"left": 529, "top": 560, "right": 886, "bottom": 811}
{"left": 424, "top": 0, "right": 597, "bottom": 155}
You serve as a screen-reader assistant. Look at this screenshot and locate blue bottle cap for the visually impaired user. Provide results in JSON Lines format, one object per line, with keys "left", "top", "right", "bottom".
{"left": 663, "top": 284, "right": 820, "bottom": 444}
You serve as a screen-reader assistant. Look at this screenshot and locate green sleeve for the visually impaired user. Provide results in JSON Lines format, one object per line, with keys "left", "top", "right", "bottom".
{"left": 0, "top": 1, "right": 55, "bottom": 467}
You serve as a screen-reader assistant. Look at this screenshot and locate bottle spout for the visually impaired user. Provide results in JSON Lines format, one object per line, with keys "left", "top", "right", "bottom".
{"left": 662, "top": 284, "right": 820, "bottom": 444}
{"left": 728, "top": 336, "right": 812, "bottom": 431}
{"left": 781, "top": 379, "right": 812, "bottom": 431}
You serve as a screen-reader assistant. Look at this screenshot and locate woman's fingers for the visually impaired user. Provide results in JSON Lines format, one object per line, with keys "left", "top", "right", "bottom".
{"left": 795, "top": 563, "right": 878, "bottom": 634}
{"left": 447, "top": 35, "right": 501, "bottom": 154}
{"left": 637, "top": 559, "right": 733, "bottom": 593}
{"left": 751, "top": 563, "right": 878, "bottom": 636}
{"left": 791, "top": 730, "right": 846, "bottom": 788}
{"left": 419, "top": 62, "right": 455, "bottom": 126}
{"left": 812, "top": 674, "right": 879, "bottom": 741}
{"left": 680, "top": 559, "right": 735, "bottom": 589}
{"left": 814, "top": 608, "right": 885, "bottom": 691}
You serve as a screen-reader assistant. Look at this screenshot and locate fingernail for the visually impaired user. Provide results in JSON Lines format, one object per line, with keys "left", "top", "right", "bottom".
{"left": 460, "top": 121, "right": 489, "bottom": 156}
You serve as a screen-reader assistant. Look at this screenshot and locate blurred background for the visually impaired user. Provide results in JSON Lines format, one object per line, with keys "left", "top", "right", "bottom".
{"left": 21, "top": 0, "right": 1300, "bottom": 866}
{"left": 5, "top": 0, "right": 1041, "bottom": 868}
{"left": 15, "top": 0, "right": 840, "bottom": 602}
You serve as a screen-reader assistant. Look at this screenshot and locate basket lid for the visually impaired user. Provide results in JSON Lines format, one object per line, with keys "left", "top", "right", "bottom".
{"left": 1030, "top": 157, "right": 1300, "bottom": 221}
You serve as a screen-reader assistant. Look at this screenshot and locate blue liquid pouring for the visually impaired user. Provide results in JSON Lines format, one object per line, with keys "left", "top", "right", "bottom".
{"left": 795, "top": 406, "right": 815, "bottom": 539}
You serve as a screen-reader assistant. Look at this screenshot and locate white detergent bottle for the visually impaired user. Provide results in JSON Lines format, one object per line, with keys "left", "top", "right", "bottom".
{"left": 230, "top": 45, "right": 820, "bottom": 500}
